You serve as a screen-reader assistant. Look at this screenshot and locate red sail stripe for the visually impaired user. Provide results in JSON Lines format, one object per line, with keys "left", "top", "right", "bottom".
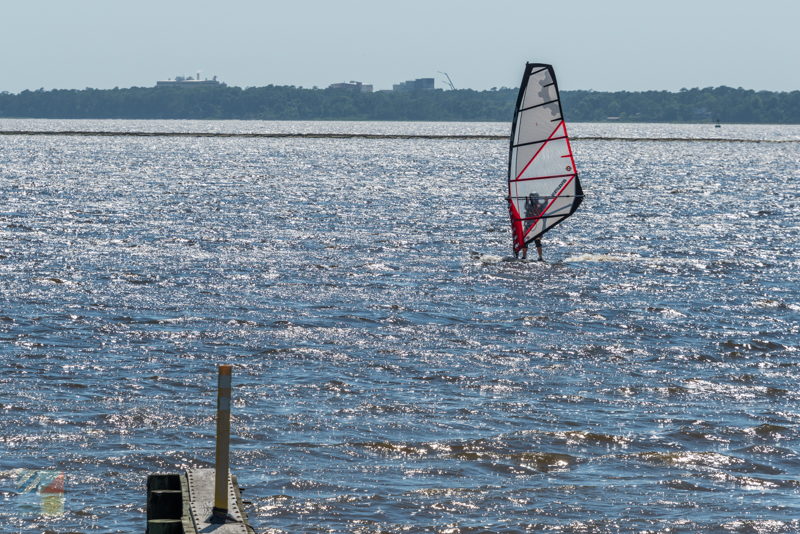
{"left": 562, "top": 120, "right": 579, "bottom": 176}
{"left": 507, "top": 200, "right": 526, "bottom": 253}
{"left": 510, "top": 172, "right": 575, "bottom": 183}
{"left": 515, "top": 121, "right": 565, "bottom": 181}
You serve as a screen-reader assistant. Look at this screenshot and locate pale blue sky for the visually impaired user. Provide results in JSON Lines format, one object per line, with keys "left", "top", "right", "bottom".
{"left": 2, "top": 0, "right": 797, "bottom": 93}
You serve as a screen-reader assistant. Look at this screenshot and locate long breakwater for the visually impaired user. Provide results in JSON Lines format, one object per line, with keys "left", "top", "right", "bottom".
{"left": 0, "top": 129, "right": 798, "bottom": 142}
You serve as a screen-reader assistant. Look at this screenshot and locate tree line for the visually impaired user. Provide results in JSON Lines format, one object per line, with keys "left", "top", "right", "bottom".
{"left": 0, "top": 85, "right": 797, "bottom": 123}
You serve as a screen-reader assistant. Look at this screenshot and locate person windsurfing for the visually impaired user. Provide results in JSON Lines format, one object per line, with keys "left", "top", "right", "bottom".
{"left": 507, "top": 64, "right": 583, "bottom": 262}
{"left": 521, "top": 193, "right": 545, "bottom": 261}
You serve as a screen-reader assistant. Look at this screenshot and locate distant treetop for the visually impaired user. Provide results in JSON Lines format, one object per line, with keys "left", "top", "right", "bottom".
{"left": 0, "top": 84, "right": 797, "bottom": 123}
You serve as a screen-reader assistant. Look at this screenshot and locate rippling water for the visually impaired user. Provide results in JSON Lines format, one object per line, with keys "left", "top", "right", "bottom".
{"left": 1, "top": 121, "right": 799, "bottom": 533}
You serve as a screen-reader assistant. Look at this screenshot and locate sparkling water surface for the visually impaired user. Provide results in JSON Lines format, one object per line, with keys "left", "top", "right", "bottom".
{"left": 1, "top": 121, "right": 799, "bottom": 533}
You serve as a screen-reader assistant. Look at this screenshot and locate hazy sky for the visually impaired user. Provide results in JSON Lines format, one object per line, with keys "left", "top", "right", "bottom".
{"left": 2, "top": 0, "right": 798, "bottom": 93}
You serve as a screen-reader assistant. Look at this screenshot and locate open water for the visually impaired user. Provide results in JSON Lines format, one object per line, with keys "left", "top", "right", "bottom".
{"left": 0, "top": 120, "right": 799, "bottom": 533}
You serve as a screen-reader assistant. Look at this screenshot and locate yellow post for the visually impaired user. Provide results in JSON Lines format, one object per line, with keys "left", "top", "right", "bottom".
{"left": 211, "top": 364, "right": 232, "bottom": 522}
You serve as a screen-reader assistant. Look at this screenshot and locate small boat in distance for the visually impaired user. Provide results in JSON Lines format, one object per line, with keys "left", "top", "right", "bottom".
{"left": 506, "top": 63, "right": 584, "bottom": 258}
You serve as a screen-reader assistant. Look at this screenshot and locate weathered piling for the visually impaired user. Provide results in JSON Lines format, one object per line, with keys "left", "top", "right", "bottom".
{"left": 213, "top": 364, "right": 233, "bottom": 522}
{"left": 145, "top": 365, "right": 252, "bottom": 534}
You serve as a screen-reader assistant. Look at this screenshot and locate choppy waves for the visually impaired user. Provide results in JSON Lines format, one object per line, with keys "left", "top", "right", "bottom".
{"left": 0, "top": 121, "right": 798, "bottom": 532}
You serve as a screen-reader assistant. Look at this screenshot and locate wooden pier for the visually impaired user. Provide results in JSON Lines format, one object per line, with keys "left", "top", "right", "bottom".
{"left": 146, "top": 470, "right": 251, "bottom": 534}
{"left": 146, "top": 365, "right": 253, "bottom": 533}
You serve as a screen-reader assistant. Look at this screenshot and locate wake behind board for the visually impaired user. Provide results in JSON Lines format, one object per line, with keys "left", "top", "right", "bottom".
{"left": 471, "top": 251, "right": 550, "bottom": 264}
{"left": 507, "top": 63, "right": 583, "bottom": 257}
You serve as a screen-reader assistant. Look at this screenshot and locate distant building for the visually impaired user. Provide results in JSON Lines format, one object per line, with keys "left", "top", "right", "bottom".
{"left": 328, "top": 81, "right": 373, "bottom": 93}
{"left": 156, "top": 74, "right": 221, "bottom": 87}
{"left": 392, "top": 78, "right": 435, "bottom": 92}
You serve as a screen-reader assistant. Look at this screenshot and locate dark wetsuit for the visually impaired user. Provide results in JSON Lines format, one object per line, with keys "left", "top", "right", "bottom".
{"left": 522, "top": 193, "right": 546, "bottom": 260}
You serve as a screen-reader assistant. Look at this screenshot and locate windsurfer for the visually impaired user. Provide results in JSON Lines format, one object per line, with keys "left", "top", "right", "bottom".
{"left": 507, "top": 63, "right": 582, "bottom": 261}
{"left": 520, "top": 192, "right": 546, "bottom": 261}
{"left": 524, "top": 192, "right": 546, "bottom": 225}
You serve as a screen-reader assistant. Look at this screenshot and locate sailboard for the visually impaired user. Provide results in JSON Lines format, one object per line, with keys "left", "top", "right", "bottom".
{"left": 507, "top": 63, "right": 583, "bottom": 256}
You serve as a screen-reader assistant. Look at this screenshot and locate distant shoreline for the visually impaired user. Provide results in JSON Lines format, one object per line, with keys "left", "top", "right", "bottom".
{"left": 1, "top": 85, "right": 798, "bottom": 124}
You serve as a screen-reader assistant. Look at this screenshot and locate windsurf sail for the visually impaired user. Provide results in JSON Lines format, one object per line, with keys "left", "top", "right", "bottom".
{"left": 507, "top": 63, "right": 583, "bottom": 256}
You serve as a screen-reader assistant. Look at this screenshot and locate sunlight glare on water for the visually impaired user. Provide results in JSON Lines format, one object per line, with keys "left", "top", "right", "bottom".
{"left": 0, "top": 121, "right": 798, "bottom": 532}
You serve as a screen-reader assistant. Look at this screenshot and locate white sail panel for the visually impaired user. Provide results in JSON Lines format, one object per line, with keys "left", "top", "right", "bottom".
{"left": 506, "top": 63, "right": 583, "bottom": 256}
{"left": 521, "top": 68, "right": 558, "bottom": 110}
{"left": 514, "top": 134, "right": 572, "bottom": 180}
{"left": 515, "top": 102, "right": 563, "bottom": 146}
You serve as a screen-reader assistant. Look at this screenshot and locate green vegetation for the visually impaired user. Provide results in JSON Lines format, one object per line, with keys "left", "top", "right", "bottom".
{"left": 0, "top": 85, "right": 798, "bottom": 123}
{"left": 562, "top": 87, "right": 800, "bottom": 123}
